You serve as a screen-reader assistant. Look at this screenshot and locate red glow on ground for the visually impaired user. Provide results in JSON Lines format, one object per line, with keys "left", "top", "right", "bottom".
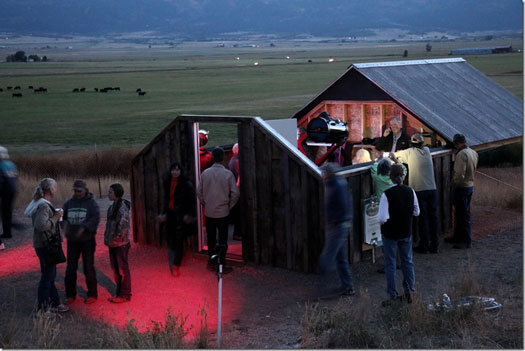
{"left": 0, "top": 231, "right": 244, "bottom": 339}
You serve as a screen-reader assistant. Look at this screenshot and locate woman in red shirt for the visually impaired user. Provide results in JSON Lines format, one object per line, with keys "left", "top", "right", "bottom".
{"left": 158, "top": 163, "right": 196, "bottom": 276}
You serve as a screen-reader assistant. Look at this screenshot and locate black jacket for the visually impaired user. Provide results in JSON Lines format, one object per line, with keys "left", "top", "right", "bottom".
{"left": 162, "top": 175, "right": 196, "bottom": 248}
{"left": 380, "top": 184, "right": 415, "bottom": 240}
{"left": 375, "top": 131, "right": 411, "bottom": 152}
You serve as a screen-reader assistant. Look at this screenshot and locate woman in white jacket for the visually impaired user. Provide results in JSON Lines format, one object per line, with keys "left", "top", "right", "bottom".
{"left": 24, "top": 178, "right": 69, "bottom": 317}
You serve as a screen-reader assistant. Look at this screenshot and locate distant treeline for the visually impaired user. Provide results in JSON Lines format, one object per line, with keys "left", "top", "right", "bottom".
{"left": 5, "top": 50, "right": 48, "bottom": 62}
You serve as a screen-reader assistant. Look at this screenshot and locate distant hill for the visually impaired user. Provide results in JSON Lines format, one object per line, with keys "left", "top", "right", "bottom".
{"left": 0, "top": 0, "right": 522, "bottom": 39}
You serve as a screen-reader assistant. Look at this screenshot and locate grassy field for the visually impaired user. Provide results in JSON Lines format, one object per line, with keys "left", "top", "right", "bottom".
{"left": 0, "top": 38, "right": 522, "bottom": 155}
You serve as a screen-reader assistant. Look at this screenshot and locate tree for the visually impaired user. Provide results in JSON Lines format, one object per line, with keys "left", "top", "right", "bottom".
{"left": 426, "top": 43, "right": 432, "bottom": 52}
{"left": 14, "top": 50, "right": 27, "bottom": 62}
{"left": 28, "top": 54, "right": 41, "bottom": 62}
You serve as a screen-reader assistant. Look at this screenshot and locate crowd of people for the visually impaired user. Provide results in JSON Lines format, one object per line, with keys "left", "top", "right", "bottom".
{"left": 319, "top": 118, "right": 479, "bottom": 304}
{"left": 0, "top": 122, "right": 478, "bottom": 314}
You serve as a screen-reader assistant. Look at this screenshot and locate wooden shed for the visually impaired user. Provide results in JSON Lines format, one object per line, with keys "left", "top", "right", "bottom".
{"left": 131, "top": 115, "right": 327, "bottom": 273}
{"left": 131, "top": 58, "right": 522, "bottom": 273}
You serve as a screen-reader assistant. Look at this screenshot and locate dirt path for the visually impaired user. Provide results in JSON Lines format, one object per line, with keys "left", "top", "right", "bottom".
{"left": 0, "top": 200, "right": 522, "bottom": 348}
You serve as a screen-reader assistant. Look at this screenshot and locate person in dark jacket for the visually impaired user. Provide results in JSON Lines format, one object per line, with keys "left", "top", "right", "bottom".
{"left": 158, "top": 162, "right": 195, "bottom": 276}
{"left": 104, "top": 183, "right": 132, "bottom": 303}
{"left": 318, "top": 162, "right": 355, "bottom": 296}
{"left": 378, "top": 164, "right": 420, "bottom": 304}
{"left": 0, "top": 146, "right": 19, "bottom": 242}
{"left": 62, "top": 179, "right": 100, "bottom": 305}
{"left": 375, "top": 117, "right": 411, "bottom": 152}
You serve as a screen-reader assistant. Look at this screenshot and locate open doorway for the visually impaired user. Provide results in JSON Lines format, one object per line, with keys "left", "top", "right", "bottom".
{"left": 192, "top": 122, "right": 243, "bottom": 263}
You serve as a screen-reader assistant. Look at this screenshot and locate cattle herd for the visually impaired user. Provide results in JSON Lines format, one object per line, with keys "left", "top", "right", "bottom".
{"left": 1, "top": 86, "right": 147, "bottom": 97}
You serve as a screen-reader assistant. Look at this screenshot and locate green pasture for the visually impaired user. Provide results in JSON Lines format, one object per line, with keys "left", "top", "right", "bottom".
{"left": 0, "top": 39, "right": 522, "bottom": 154}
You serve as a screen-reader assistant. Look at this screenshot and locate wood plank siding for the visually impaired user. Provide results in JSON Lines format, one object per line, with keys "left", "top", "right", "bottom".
{"left": 131, "top": 115, "right": 454, "bottom": 273}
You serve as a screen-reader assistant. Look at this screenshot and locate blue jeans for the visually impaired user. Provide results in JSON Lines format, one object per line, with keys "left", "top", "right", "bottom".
{"left": 65, "top": 239, "right": 97, "bottom": 298}
{"left": 319, "top": 221, "right": 354, "bottom": 291}
{"left": 35, "top": 247, "right": 60, "bottom": 310}
{"left": 453, "top": 187, "right": 474, "bottom": 245}
{"left": 109, "top": 243, "right": 131, "bottom": 299}
{"left": 416, "top": 190, "right": 440, "bottom": 251}
{"left": 382, "top": 235, "right": 415, "bottom": 299}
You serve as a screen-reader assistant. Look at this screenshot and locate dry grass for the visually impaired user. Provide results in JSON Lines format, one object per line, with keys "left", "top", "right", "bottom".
{"left": 195, "top": 299, "right": 210, "bottom": 349}
{"left": 33, "top": 310, "right": 62, "bottom": 349}
{"left": 301, "top": 269, "right": 523, "bottom": 349}
{"left": 473, "top": 167, "right": 523, "bottom": 210}
{"left": 15, "top": 175, "right": 130, "bottom": 209}
{"left": 13, "top": 148, "right": 138, "bottom": 179}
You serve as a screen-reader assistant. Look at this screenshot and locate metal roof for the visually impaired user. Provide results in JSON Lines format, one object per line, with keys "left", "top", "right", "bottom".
{"left": 292, "top": 58, "right": 523, "bottom": 147}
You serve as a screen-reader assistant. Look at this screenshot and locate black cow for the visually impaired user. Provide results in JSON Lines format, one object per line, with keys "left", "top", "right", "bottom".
{"left": 0, "top": 88, "right": 3, "bottom": 92}
{"left": 136, "top": 88, "right": 142, "bottom": 92}
{"left": 99, "top": 88, "right": 108, "bottom": 93}
{"left": 14, "top": 86, "right": 21, "bottom": 90}
{"left": 7, "top": 86, "right": 12, "bottom": 90}
{"left": 12, "top": 93, "right": 22, "bottom": 98}
{"left": 80, "top": 88, "right": 86, "bottom": 92}
{"left": 114, "top": 87, "right": 120, "bottom": 91}
{"left": 28, "top": 85, "right": 34, "bottom": 89}
{"left": 72, "top": 88, "right": 79, "bottom": 92}
{"left": 138, "top": 91, "right": 146, "bottom": 96}
{"left": 104, "top": 87, "right": 113, "bottom": 91}
{"left": 34, "top": 87, "right": 47, "bottom": 93}
{"left": 94, "top": 88, "right": 99, "bottom": 92}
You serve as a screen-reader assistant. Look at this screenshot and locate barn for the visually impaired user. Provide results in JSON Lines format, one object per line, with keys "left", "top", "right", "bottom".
{"left": 131, "top": 58, "right": 522, "bottom": 273}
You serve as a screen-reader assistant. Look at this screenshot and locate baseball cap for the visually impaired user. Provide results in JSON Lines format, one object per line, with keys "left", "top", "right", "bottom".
{"left": 72, "top": 179, "right": 87, "bottom": 190}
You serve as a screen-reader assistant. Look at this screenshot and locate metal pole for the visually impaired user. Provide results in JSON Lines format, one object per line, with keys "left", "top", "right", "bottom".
{"left": 217, "top": 262, "right": 223, "bottom": 349}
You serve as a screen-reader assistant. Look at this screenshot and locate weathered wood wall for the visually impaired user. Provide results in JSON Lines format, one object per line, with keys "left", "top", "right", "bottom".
{"left": 131, "top": 115, "right": 453, "bottom": 273}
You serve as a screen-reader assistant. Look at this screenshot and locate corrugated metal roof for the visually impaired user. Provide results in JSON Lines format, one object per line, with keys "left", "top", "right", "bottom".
{"left": 292, "top": 58, "right": 523, "bottom": 147}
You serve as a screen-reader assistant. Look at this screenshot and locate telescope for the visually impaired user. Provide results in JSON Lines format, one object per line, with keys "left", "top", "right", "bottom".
{"left": 306, "top": 112, "right": 349, "bottom": 145}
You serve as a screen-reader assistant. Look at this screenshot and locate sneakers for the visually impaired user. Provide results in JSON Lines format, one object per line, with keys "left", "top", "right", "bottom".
{"left": 85, "top": 297, "right": 97, "bottom": 304}
{"left": 44, "top": 310, "right": 56, "bottom": 318}
{"left": 108, "top": 296, "right": 130, "bottom": 303}
{"left": 0, "top": 243, "right": 5, "bottom": 250}
{"left": 51, "top": 304, "right": 70, "bottom": 313}
{"left": 64, "top": 297, "right": 76, "bottom": 305}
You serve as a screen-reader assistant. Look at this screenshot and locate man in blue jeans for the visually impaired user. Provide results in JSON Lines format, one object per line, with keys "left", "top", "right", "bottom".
{"left": 445, "top": 134, "right": 478, "bottom": 249}
{"left": 318, "top": 162, "right": 355, "bottom": 296}
{"left": 378, "top": 164, "right": 420, "bottom": 304}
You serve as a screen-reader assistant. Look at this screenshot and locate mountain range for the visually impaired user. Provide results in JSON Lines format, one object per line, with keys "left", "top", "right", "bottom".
{"left": 0, "top": 0, "right": 522, "bottom": 39}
